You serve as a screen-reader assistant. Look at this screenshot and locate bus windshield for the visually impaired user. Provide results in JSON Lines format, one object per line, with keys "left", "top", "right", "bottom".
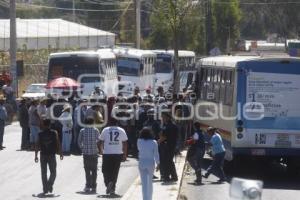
{"left": 155, "top": 56, "right": 172, "bottom": 73}
{"left": 117, "top": 57, "right": 140, "bottom": 76}
{"left": 48, "top": 56, "right": 100, "bottom": 81}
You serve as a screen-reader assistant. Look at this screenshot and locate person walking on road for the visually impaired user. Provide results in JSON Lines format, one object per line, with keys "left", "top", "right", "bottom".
{"left": 0, "top": 96, "right": 7, "bottom": 150}
{"left": 59, "top": 104, "right": 73, "bottom": 154}
{"left": 186, "top": 122, "right": 205, "bottom": 185}
{"left": 203, "top": 127, "right": 227, "bottom": 183}
{"left": 77, "top": 117, "right": 101, "bottom": 193}
{"left": 99, "top": 119, "right": 128, "bottom": 196}
{"left": 137, "top": 128, "right": 160, "bottom": 200}
{"left": 35, "top": 119, "right": 63, "bottom": 195}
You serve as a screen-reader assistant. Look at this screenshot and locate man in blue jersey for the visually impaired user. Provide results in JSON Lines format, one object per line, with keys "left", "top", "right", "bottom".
{"left": 203, "top": 127, "right": 227, "bottom": 183}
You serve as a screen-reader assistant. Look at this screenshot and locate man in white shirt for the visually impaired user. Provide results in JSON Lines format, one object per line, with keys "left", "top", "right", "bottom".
{"left": 99, "top": 119, "right": 128, "bottom": 196}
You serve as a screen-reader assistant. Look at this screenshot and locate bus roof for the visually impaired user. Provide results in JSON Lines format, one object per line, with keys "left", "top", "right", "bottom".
{"left": 199, "top": 55, "right": 300, "bottom": 68}
{"left": 112, "top": 48, "right": 156, "bottom": 59}
{"left": 153, "top": 50, "right": 195, "bottom": 57}
{"left": 50, "top": 50, "right": 116, "bottom": 60}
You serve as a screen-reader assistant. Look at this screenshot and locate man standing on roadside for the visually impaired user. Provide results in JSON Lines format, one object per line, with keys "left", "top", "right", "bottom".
{"left": 35, "top": 119, "right": 63, "bottom": 195}
{"left": 77, "top": 117, "right": 101, "bottom": 193}
{"left": 19, "top": 98, "right": 30, "bottom": 150}
{"left": 159, "top": 112, "right": 178, "bottom": 182}
{"left": 99, "top": 119, "right": 128, "bottom": 196}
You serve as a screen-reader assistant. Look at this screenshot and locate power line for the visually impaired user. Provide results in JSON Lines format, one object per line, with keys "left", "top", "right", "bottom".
{"left": 16, "top": 2, "right": 134, "bottom": 12}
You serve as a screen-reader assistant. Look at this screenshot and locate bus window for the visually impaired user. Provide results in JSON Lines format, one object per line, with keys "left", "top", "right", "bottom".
{"left": 117, "top": 57, "right": 140, "bottom": 76}
{"left": 155, "top": 56, "right": 172, "bottom": 73}
{"left": 48, "top": 56, "right": 100, "bottom": 81}
{"left": 207, "top": 68, "right": 212, "bottom": 82}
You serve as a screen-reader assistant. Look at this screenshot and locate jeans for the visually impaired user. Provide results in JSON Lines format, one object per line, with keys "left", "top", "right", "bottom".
{"left": 206, "top": 151, "right": 226, "bottom": 180}
{"left": 40, "top": 154, "right": 57, "bottom": 193}
{"left": 30, "top": 125, "right": 40, "bottom": 143}
{"left": 62, "top": 130, "right": 72, "bottom": 153}
{"left": 139, "top": 161, "right": 155, "bottom": 200}
{"left": 21, "top": 126, "right": 30, "bottom": 149}
{"left": 102, "top": 154, "right": 122, "bottom": 192}
{"left": 83, "top": 155, "right": 98, "bottom": 189}
{"left": 0, "top": 120, "right": 5, "bottom": 146}
{"left": 187, "top": 147, "right": 204, "bottom": 182}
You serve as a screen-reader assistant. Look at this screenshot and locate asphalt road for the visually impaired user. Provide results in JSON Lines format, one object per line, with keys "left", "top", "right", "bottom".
{"left": 179, "top": 156, "right": 300, "bottom": 200}
{"left": 0, "top": 123, "right": 139, "bottom": 200}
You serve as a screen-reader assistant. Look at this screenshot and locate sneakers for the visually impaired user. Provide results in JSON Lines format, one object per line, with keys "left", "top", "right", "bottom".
{"left": 194, "top": 179, "right": 203, "bottom": 185}
{"left": 202, "top": 173, "right": 209, "bottom": 179}
{"left": 91, "top": 188, "right": 97, "bottom": 193}
{"left": 83, "top": 187, "right": 90, "bottom": 193}
{"left": 106, "top": 182, "right": 114, "bottom": 195}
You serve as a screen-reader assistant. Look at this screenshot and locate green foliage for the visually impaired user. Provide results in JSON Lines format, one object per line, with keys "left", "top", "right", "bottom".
{"left": 212, "top": 0, "right": 241, "bottom": 51}
{"left": 148, "top": 0, "right": 206, "bottom": 54}
{"left": 240, "top": 0, "right": 300, "bottom": 39}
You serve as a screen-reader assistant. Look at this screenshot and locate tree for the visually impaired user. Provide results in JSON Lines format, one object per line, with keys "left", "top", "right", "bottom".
{"left": 211, "top": 0, "right": 241, "bottom": 52}
{"left": 240, "top": 0, "right": 300, "bottom": 40}
{"left": 149, "top": 0, "right": 201, "bottom": 93}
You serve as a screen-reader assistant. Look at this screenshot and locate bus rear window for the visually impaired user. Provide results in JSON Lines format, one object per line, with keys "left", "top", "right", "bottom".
{"left": 48, "top": 56, "right": 100, "bottom": 80}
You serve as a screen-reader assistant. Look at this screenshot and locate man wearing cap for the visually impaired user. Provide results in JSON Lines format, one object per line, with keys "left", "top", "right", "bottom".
{"left": 143, "top": 88, "right": 155, "bottom": 103}
{"left": 59, "top": 104, "right": 73, "bottom": 154}
{"left": 29, "top": 99, "right": 41, "bottom": 150}
{"left": 203, "top": 127, "right": 227, "bottom": 183}
{"left": 0, "top": 96, "right": 7, "bottom": 150}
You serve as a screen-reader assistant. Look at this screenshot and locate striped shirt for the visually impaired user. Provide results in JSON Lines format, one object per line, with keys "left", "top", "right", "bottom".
{"left": 78, "top": 127, "right": 100, "bottom": 155}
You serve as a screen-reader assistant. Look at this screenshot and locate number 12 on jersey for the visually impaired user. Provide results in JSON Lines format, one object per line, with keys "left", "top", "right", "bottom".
{"left": 109, "top": 131, "right": 119, "bottom": 142}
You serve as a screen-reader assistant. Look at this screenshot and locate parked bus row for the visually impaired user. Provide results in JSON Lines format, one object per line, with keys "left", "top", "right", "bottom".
{"left": 47, "top": 48, "right": 197, "bottom": 98}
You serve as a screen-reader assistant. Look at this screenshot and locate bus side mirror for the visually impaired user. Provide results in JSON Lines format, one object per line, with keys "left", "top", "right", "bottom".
{"left": 140, "top": 64, "right": 144, "bottom": 71}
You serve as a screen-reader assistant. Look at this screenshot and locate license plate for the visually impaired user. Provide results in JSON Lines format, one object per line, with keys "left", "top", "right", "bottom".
{"left": 251, "top": 149, "right": 266, "bottom": 156}
{"left": 275, "top": 140, "right": 292, "bottom": 148}
{"left": 275, "top": 134, "right": 291, "bottom": 148}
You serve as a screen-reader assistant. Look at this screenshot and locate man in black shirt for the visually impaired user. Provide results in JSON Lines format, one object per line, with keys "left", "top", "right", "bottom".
{"left": 159, "top": 112, "right": 178, "bottom": 182}
{"left": 186, "top": 122, "right": 205, "bottom": 185}
{"left": 19, "top": 98, "right": 30, "bottom": 150}
{"left": 35, "top": 119, "right": 63, "bottom": 195}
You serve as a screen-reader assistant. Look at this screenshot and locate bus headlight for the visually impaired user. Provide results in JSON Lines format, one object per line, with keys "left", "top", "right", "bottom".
{"left": 237, "top": 133, "right": 244, "bottom": 139}
{"left": 237, "top": 127, "right": 244, "bottom": 132}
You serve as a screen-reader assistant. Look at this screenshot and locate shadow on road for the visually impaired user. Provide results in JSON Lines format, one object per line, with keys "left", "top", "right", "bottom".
{"left": 32, "top": 193, "right": 60, "bottom": 198}
{"left": 97, "top": 194, "right": 122, "bottom": 198}
{"left": 200, "top": 157, "right": 300, "bottom": 190}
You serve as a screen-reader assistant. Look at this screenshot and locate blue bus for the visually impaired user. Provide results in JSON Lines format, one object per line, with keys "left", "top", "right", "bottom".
{"left": 195, "top": 55, "right": 300, "bottom": 169}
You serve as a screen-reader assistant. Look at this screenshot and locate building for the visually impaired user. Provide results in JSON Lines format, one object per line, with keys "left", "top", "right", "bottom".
{"left": 0, "top": 18, "right": 115, "bottom": 51}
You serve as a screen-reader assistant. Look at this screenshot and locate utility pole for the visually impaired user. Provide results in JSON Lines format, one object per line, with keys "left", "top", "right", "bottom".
{"left": 72, "top": 0, "right": 76, "bottom": 22}
{"left": 136, "top": 0, "right": 141, "bottom": 49}
{"left": 206, "top": 0, "right": 212, "bottom": 55}
{"left": 10, "top": 0, "right": 17, "bottom": 94}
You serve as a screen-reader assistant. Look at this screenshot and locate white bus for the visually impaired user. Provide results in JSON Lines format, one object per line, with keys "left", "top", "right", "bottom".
{"left": 195, "top": 55, "right": 300, "bottom": 170}
{"left": 48, "top": 50, "right": 118, "bottom": 98}
{"left": 113, "top": 48, "right": 156, "bottom": 96}
{"left": 153, "top": 50, "right": 196, "bottom": 93}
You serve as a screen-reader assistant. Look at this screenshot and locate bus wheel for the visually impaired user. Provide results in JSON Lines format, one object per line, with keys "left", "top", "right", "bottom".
{"left": 287, "top": 158, "right": 300, "bottom": 177}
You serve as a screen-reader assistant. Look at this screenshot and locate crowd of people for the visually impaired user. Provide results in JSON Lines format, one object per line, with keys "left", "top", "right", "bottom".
{"left": 0, "top": 85, "right": 227, "bottom": 200}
